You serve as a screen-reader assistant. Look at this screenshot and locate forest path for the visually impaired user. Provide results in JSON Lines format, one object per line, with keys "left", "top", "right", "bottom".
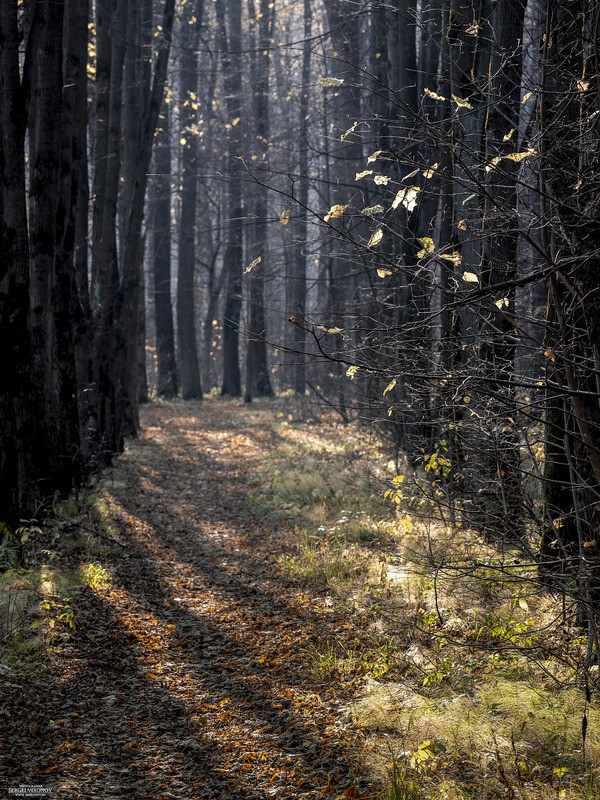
{"left": 2, "top": 399, "right": 373, "bottom": 800}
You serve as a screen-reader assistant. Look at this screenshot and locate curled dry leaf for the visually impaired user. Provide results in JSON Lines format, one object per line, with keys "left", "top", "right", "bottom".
{"left": 368, "top": 228, "right": 384, "bottom": 247}
{"left": 324, "top": 204, "right": 348, "bottom": 222}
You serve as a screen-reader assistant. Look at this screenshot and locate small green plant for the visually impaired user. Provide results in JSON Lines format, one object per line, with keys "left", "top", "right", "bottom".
{"left": 79, "top": 561, "right": 110, "bottom": 589}
{"left": 0, "top": 523, "right": 22, "bottom": 570}
{"left": 37, "top": 595, "right": 76, "bottom": 632}
{"left": 380, "top": 754, "right": 428, "bottom": 800}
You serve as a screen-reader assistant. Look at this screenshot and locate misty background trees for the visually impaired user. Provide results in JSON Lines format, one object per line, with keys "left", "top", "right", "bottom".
{"left": 1, "top": 0, "right": 599, "bottom": 653}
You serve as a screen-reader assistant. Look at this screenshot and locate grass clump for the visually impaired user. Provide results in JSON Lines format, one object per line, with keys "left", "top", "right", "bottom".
{"left": 79, "top": 561, "right": 111, "bottom": 589}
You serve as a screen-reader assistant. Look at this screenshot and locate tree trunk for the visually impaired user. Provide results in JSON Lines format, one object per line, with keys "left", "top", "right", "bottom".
{"left": 177, "top": 0, "right": 203, "bottom": 399}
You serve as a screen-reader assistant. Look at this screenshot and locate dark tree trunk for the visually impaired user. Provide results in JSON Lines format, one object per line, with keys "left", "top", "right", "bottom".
{"left": 244, "top": 0, "right": 275, "bottom": 402}
{"left": 177, "top": 0, "right": 203, "bottom": 400}
{"left": 153, "top": 106, "right": 178, "bottom": 398}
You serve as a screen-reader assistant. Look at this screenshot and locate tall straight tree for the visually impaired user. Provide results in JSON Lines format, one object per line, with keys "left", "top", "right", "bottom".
{"left": 177, "top": 0, "right": 203, "bottom": 399}
{"left": 153, "top": 105, "right": 178, "bottom": 398}
{"left": 0, "top": 0, "right": 39, "bottom": 526}
{"left": 216, "top": 0, "right": 244, "bottom": 396}
{"left": 119, "top": 0, "right": 177, "bottom": 433}
{"left": 244, "top": 0, "right": 275, "bottom": 402}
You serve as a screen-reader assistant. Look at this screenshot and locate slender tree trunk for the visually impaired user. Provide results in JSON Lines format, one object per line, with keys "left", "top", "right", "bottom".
{"left": 217, "top": 0, "right": 244, "bottom": 396}
{"left": 177, "top": 0, "right": 203, "bottom": 399}
{"left": 154, "top": 106, "right": 178, "bottom": 398}
{"left": 244, "top": 0, "right": 276, "bottom": 401}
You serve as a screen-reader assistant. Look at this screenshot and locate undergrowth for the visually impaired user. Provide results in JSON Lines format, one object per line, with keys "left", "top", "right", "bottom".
{"left": 247, "top": 398, "right": 600, "bottom": 800}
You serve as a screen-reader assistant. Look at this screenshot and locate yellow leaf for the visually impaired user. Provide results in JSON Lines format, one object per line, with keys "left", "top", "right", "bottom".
{"left": 356, "top": 170, "right": 374, "bottom": 180}
{"left": 324, "top": 204, "right": 347, "bottom": 222}
{"left": 346, "top": 365, "right": 359, "bottom": 379}
{"left": 422, "top": 162, "right": 439, "bottom": 178}
{"left": 457, "top": 218, "right": 468, "bottom": 231}
{"left": 503, "top": 128, "right": 515, "bottom": 142}
{"left": 495, "top": 297, "right": 509, "bottom": 309}
{"left": 504, "top": 150, "right": 537, "bottom": 162}
{"left": 316, "top": 325, "right": 343, "bottom": 334}
{"left": 383, "top": 378, "right": 397, "bottom": 396}
{"left": 245, "top": 255, "right": 262, "bottom": 273}
{"left": 416, "top": 236, "right": 435, "bottom": 257}
{"left": 368, "top": 228, "right": 384, "bottom": 247}
{"left": 179, "top": 137, "right": 187, "bottom": 145}
{"left": 462, "top": 271, "right": 479, "bottom": 283}
{"left": 391, "top": 185, "right": 420, "bottom": 212}
{"left": 367, "top": 149, "right": 382, "bottom": 163}
{"left": 377, "top": 268, "right": 392, "bottom": 277}
{"left": 319, "top": 77, "right": 344, "bottom": 87}
{"left": 280, "top": 209, "right": 290, "bottom": 225}
{"left": 452, "top": 94, "right": 472, "bottom": 109}
{"left": 373, "top": 174, "right": 390, "bottom": 185}
{"left": 439, "top": 251, "right": 462, "bottom": 266}
{"left": 402, "top": 168, "right": 420, "bottom": 180}
{"left": 462, "top": 193, "right": 477, "bottom": 205}
{"left": 231, "top": 117, "right": 240, "bottom": 126}
{"left": 485, "top": 156, "right": 502, "bottom": 172}
{"left": 522, "top": 90, "right": 534, "bottom": 104}
{"left": 424, "top": 87, "right": 446, "bottom": 102}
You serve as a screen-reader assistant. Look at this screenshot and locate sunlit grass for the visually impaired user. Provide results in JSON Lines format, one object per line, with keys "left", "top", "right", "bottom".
{"left": 245, "top": 401, "right": 600, "bottom": 800}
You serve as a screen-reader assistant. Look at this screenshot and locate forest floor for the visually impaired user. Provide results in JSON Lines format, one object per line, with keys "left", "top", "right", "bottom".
{"left": 2, "top": 398, "right": 600, "bottom": 800}
{"left": 0, "top": 398, "right": 379, "bottom": 800}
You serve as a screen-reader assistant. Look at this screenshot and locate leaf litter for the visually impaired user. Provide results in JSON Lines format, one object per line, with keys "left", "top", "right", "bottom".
{"left": 0, "top": 399, "right": 375, "bottom": 799}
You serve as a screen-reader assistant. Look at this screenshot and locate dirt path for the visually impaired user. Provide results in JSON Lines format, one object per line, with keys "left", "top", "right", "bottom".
{"left": 1, "top": 400, "right": 373, "bottom": 799}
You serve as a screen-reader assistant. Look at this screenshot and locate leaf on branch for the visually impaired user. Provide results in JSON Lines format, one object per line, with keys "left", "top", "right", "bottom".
{"left": 324, "top": 204, "right": 348, "bottom": 222}
{"left": 457, "top": 218, "right": 468, "bottom": 231}
{"left": 424, "top": 87, "right": 446, "bottom": 102}
{"left": 245, "top": 255, "right": 262, "bottom": 273}
{"left": 319, "top": 77, "right": 344, "bottom": 87}
{"left": 280, "top": 210, "right": 291, "bottom": 225}
{"left": 495, "top": 297, "right": 509, "bottom": 309}
{"left": 544, "top": 347, "right": 556, "bottom": 362}
{"left": 504, "top": 150, "right": 537, "bottom": 162}
{"left": 376, "top": 268, "right": 392, "bottom": 278}
{"left": 416, "top": 237, "right": 435, "bottom": 257}
{"left": 316, "top": 325, "right": 343, "bottom": 334}
{"left": 422, "top": 163, "right": 439, "bottom": 178}
{"left": 383, "top": 378, "right": 397, "bottom": 396}
{"left": 462, "top": 193, "right": 477, "bottom": 205}
{"left": 356, "top": 170, "right": 374, "bottom": 180}
{"left": 402, "top": 168, "right": 420, "bottom": 180}
{"left": 462, "top": 271, "right": 479, "bottom": 283}
{"left": 346, "top": 365, "right": 359, "bottom": 379}
{"left": 485, "top": 156, "right": 502, "bottom": 172}
{"left": 439, "top": 251, "right": 463, "bottom": 266}
{"left": 341, "top": 121, "right": 359, "bottom": 141}
{"left": 368, "top": 228, "right": 384, "bottom": 247}
{"left": 503, "top": 128, "right": 516, "bottom": 142}
{"left": 373, "top": 174, "right": 390, "bottom": 185}
{"left": 522, "top": 91, "right": 534, "bottom": 104}
{"left": 367, "top": 150, "right": 382, "bottom": 163}
{"left": 361, "top": 204, "right": 385, "bottom": 216}
{"left": 452, "top": 94, "right": 473, "bottom": 109}
{"left": 465, "top": 20, "right": 479, "bottom": 35}
{"left": 391, "top": 185, "right": 420, "bottom": 212}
